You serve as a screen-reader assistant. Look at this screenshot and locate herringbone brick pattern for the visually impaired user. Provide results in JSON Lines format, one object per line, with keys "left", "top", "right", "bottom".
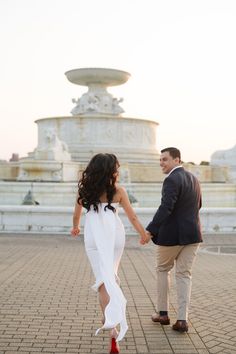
{"left": 0, "top": 233, "right": 235, "bottom": 353}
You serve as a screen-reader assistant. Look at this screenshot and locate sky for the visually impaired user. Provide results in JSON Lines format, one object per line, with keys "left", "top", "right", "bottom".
{"left": 0, "top": 0, "right": 236, "bottom": 164}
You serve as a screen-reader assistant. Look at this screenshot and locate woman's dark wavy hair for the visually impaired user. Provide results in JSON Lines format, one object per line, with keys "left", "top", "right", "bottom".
{"left": 77, "top": 153, "right": 120, "bottom": 212}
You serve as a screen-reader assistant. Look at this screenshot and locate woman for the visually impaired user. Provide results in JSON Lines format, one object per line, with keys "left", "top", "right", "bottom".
{"left": 71, "top": 153, "right": 147, "bottom": 354}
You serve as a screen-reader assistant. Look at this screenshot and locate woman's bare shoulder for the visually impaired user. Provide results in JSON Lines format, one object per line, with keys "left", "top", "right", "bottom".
{"left": 116, "top": 184, "right": 126, "bottom": 194}
{"left": 114, "top": 185, "right": 127, "bottom": 202}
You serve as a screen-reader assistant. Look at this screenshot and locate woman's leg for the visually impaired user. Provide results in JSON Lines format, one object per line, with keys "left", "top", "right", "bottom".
{"left": 98, "top": 283, "right": 109, "bottom": 324}
{"left": 98, "top": 283, "right": 119, "bottom": 340}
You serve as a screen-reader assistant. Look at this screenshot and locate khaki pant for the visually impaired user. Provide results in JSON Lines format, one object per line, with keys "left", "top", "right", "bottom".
{"left": 156, "top": 243, "right": 200, "bottom": 321}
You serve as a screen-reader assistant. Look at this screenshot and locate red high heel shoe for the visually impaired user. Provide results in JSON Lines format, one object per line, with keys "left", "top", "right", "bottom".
{"left": 109, "top": 337, "right": 119, "bottom": 354}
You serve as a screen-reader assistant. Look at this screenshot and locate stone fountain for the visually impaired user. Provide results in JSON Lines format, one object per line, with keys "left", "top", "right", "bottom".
{"left": 33, "top": 68, "right": 159, "bottom": 166}
{"left": 0, "top": 68, "right": 162, "bottom": 208}
{"left": 0, "top": 68, "right": 236, "bottom": 234}
{"left": 12, "top": 67, "right": 161, "bottom": 189}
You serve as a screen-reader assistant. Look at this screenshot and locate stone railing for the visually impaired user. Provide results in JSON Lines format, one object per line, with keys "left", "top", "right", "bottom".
{"left": 0, "top": 206, "right": 236, "bottom": 235}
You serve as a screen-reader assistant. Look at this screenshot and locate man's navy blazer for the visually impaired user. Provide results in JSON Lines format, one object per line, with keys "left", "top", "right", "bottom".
{"left": 146, "top": 167, "right": 202, "bottom": 246}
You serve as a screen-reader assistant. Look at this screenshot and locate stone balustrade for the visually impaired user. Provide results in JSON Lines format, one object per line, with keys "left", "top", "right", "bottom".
{"left": 0, "top": 206, "right": 235, "bottom": 235}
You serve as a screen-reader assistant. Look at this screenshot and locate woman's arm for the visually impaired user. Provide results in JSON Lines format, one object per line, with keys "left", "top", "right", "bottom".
{"left": 118, "top": 186, "right": 149, "bottom": 244}
{"left": 71, "top": 198, "right": 83, "bottom": 237}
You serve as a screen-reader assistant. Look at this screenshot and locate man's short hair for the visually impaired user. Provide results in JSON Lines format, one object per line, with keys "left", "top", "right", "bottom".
{"left": 161, "top": 147, "right": 181, "bottom": 161}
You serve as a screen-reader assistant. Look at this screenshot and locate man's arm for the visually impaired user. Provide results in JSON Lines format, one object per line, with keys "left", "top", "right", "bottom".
{"left": 146, "top": 177, "right": 179, "bottom": 237}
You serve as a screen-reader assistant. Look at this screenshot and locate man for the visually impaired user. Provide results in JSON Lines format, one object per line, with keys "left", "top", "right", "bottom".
{"left": 146, "top": 147, "right": 202, "bottom": 333}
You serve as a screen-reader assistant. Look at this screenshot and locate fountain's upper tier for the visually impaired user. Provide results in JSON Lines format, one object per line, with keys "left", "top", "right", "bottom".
{"left": 65, "top": 68, "right": 131, "bottom": 87}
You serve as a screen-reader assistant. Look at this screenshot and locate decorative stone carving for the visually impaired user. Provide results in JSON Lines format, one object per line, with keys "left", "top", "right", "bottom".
{"left": 65, "top": 68, "right": 129, "bottom": 116}
{"left": 71, "top": 93, "right": 100, "bottom": 115}
{"left": 127, "top": 190, "right": 138, "bottom": 205}
{"left": 71, "top": 90, "right": 124, "bottom": 116}
{"left": 124, "top": 127, "right": 136, "bottom": 143}
{"left": 17, "top": 160, "right": 79, "bottom": 182}
{"left": 22, "top": 190, "right": 39, "bottom": 205}
{"left": 34, "top": 128, "right": 71, "bottom": 161}
{"left": 16, "top": 127, "right": 77, "bottom": 182}
{"left": 143, "top": 126, "right": 156, "bottom": 145}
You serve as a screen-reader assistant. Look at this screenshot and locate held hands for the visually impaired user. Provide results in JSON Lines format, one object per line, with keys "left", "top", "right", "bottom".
{"left": 140, "top": 231, "right": 152, "bottom": 245}
{"left": 71, "top": 227, "right": 81, "bottom": 237}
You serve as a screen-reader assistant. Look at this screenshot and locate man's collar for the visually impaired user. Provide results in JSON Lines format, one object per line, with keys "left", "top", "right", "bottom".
{"left": 167, "top": 165, "right": 183, "bottom": 177}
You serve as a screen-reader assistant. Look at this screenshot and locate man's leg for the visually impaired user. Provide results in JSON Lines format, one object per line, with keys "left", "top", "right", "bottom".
{"left": 153, "top": 245, "right": 182, "bottom": 322}
{"left": 175, "top": 243, "right": 200, "bottom": 321}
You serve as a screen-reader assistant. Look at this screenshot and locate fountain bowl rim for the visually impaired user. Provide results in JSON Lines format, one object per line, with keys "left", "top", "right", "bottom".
{"left": 64, "top": 67, "right": 131, "bottom": 87}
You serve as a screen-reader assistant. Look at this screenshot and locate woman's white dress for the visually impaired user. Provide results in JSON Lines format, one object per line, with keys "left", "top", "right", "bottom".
{"left": 84, "top": 203, "right": 128, "bottom": 342}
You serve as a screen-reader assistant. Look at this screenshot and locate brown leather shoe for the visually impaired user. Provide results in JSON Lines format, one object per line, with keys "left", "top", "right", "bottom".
{"left": 172, "top": 320, "right": 188, "bottom": 332}
{"left": 151, "top": 313, "right": 170, "bottom": 325}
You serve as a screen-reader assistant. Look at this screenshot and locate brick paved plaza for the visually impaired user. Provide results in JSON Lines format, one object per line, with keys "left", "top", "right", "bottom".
{"left": 0, "top": 233, "right": 236, "bottom": 354}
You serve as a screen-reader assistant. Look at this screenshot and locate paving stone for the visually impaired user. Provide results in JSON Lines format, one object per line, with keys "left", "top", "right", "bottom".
{"left": 0, "top": 233, "right": 236, "bottom": 353}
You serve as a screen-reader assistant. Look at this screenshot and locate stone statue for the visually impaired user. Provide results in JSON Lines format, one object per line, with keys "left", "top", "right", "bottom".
{"left": 127, "top": 190, "right": 138, "bottom": 205}
{"left": 22, "top": 190, "right": 39, "bottom": 205}
{"left": 112, "top": 97, "right": 124, "bottom": 114}
{"left": 34, "top": 128, "right": 71, "bottom": 161}
{"left": 71, "top": 93, "right": 100, "bottom": 115}
{"left": 71, "top": 91, "right": 124, "bottom": 116}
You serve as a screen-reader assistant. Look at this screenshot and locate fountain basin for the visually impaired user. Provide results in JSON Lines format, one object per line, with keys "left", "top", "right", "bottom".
{"left": 65, "top": 68, "right": 130, "bottom": 87}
